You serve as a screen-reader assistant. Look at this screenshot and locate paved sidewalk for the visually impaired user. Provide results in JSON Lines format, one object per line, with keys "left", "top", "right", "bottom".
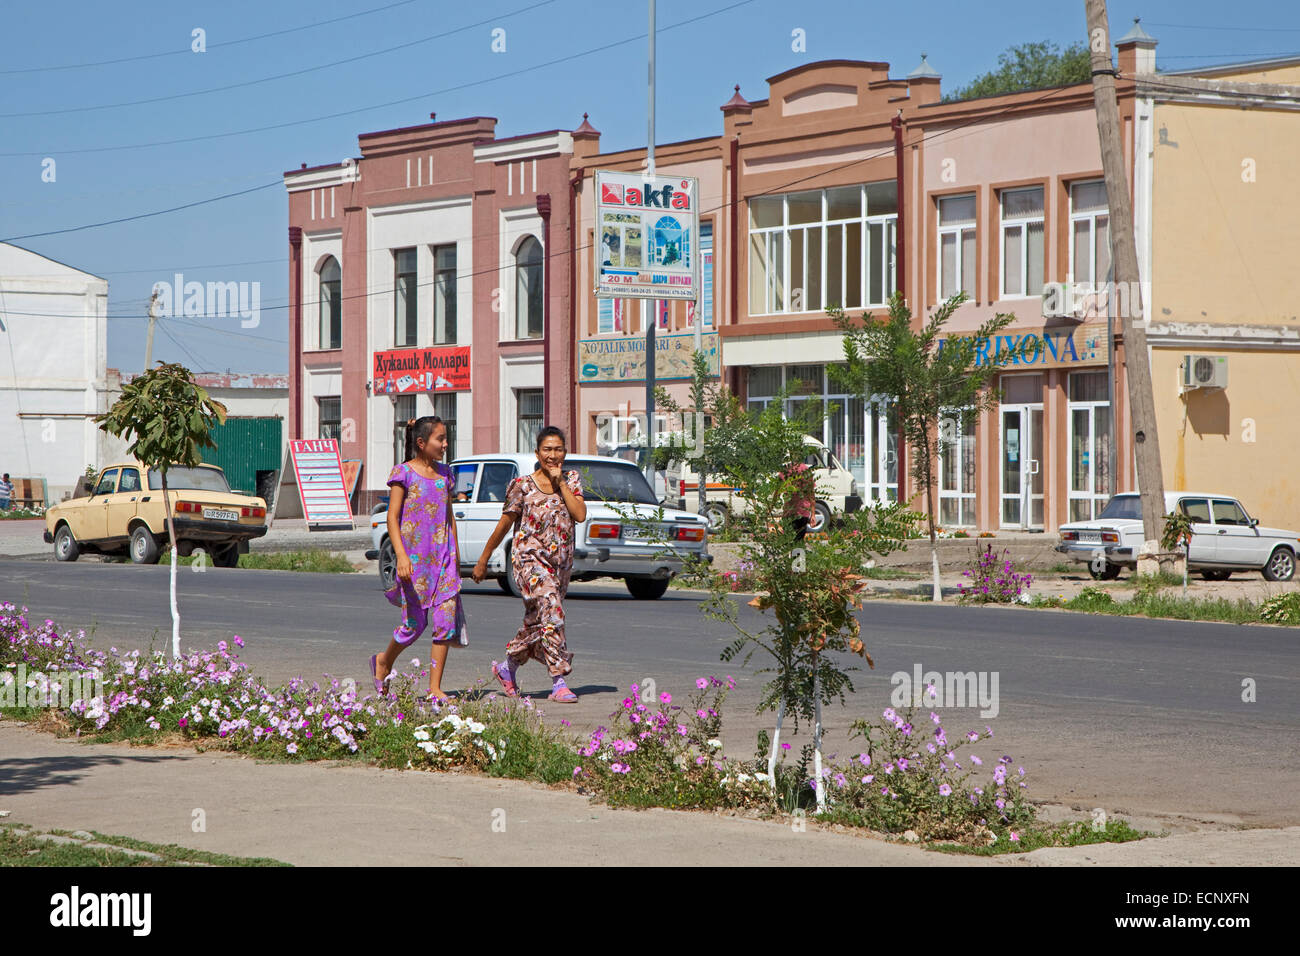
{"left": 2, "top": 724, "right": 1296, "bottom": 866}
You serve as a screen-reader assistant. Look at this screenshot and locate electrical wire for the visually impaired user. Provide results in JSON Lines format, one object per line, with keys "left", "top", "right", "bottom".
{"left": 1, "top": 0, "right": 561, "bottom": 119}
{"left": 0, "top": 0, "right": 422, "bottom": 75}
{"left": 0, "top": 0, "right": 758, "bottom": 158}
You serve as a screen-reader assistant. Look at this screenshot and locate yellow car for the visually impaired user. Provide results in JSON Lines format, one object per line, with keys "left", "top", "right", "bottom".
{"left": 43, "top": 462, "right": 268, "bottom": 567}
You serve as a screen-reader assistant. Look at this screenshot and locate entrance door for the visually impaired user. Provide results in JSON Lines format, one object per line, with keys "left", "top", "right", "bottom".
{"left": 1000, "top": 405, "right": 1043, "bottom": 529}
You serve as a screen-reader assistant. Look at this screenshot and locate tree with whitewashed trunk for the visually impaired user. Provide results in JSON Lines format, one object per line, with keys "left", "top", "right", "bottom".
{"left": 95, "top": 363, "right": 227, "bottom": 658}
{"left": 680, "top": 399, "right": 918, "bottom": 811}
{"left": 830, "top": 293, "right": 1029, "bottom": 603}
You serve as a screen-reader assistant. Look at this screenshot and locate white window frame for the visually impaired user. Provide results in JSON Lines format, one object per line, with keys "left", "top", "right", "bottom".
{"left": 1069, "top": 180, "right": 1110, "bottom": 284}
{"left": 998, "top": 187, "right": 1044, "bottom": 300}
{"left": 1067, "top": 371, "right": 1111, "bottom": 522}
{"left": 747, "top": 185, "right": 896, "bottom": 317}
{"left": 937, "top": 406, "right": 977, "bottom": 528}
{"left": 938, "top": 194, "right": 977, "bottom": 300}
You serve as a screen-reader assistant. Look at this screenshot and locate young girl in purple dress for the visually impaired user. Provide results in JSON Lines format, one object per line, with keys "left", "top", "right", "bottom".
{"left": 369, "top": 416, "right": 465, "bottom": 704}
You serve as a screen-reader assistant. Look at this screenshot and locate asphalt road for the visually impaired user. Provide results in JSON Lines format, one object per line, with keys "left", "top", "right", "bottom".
{"left": 3, "top": 558, "right": 1297, "bottom": 828}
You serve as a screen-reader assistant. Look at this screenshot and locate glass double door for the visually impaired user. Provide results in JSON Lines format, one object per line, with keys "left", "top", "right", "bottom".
{"left": 1000, "top": 404, "right": 1043, "bottom": 529}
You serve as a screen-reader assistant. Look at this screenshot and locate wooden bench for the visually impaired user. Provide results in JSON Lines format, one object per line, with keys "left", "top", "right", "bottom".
{"left": 4, "top": 477, "right": 48, "bottom": 510}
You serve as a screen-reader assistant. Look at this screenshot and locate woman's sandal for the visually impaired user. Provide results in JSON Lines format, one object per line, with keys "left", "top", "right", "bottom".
{"left": 548, "top": 686, "right": 579, "bottom": 703}
{"left": 491, "top": 661, "right": 520, "bottom": 698}
{"left": 369, "top": 654, "right": 385, "bottom": 694}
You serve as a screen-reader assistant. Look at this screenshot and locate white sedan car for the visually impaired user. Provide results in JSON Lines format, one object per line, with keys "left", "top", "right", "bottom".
{"left": 1057, "top": 491, "right": 1298, "bottom": 581}
{"left": 367, "top": 453, "right": 710, "bottom": 599}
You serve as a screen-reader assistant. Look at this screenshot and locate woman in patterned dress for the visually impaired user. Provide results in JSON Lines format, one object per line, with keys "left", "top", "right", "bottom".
{"left": 369, "top": 416, "right": 465, "bottom": 704}
{"left": 473, "top": 426, "right": 586, "bottom": 702}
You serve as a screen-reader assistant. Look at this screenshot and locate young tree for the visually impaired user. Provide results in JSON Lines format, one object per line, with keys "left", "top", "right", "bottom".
{"left": 944, "top": 40, "right": 1091, "bottom": 102}
{"left": 654, "top": 348, "right": 722, "bottom": 515}
{"left": 681, "top": 399, "right": 919, "bottom": 811}
{"left": 830, "top": 292, "right": 1028, "bottom": 602}
{"left": 96, "top": 363, "right": 227, "bottom": 658}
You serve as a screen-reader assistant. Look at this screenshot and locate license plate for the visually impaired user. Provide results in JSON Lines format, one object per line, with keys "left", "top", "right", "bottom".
{"left": 203, "top": 508, "right": 239, "bottom": 521}
{"left": 622, "top": 525, "right": 654, "bottom": 540}
{"left": 1077, "top": 531, "right": 1101, "bottom": 543}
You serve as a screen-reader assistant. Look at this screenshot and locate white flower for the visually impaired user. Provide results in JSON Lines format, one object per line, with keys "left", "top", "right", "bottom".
{"left": 412, "top": 729, "right": 431, "bottom": 742}
{"left": 417, "top": 741, "right": 437, "bottom": 754}
{"left": 707, "top": 738, "right": 722, "bottom": 750}
{"left": 466, "top": 720, "right": 486, "bottom": 735}
{"left": 754, "top": 772, "right": 770, "bottom": 782}
{"left": 163, "top": 696, "right": 175, "bottom": 708}
{"left": 736, "top": 773, "right": 752, "bottom": 783}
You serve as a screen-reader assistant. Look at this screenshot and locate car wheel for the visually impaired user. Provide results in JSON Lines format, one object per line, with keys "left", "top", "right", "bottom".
{"left": 211, "top": 544, "right": 240, "bottom": 569}
{"left": 1201, "top": 569, "right": 1232, "bottom": 582}
{"left": 54, "top": 525, "right": 80, "bottom": 562}
{"left": 129, "top": 525, "right": 160, "bottom": 564}
{"left": 702, "top": 503, "right": 728, "bottom": 532}
{"left": 626, "top": 576, "right": 670, "bottom": 600}
{"left": 379, "top": 538, "right": 396, "bottom": 591}
{"left": 1262, "top": 547, "right": 1296, "bottom": 582}
{"left": 1088, "top": 562, "right": 1122, "bottom": 581}
{"left": 808, "top": 501, "right": 832, "bottom": 534}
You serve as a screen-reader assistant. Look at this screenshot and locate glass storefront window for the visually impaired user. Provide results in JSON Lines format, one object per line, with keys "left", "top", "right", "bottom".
{"left": 939, "top": 407, "right": 977, "bottom": 527}
{"left": 1068, "top": 370, "right": 1111, "bottom": 521}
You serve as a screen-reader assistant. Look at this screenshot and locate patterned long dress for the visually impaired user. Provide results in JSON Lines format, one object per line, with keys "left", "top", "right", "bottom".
{"left": 502, "top": 470, "right": 584, "bottom": 675}
{"left": 385, "top": 461, "right": 465, "bottom": 646}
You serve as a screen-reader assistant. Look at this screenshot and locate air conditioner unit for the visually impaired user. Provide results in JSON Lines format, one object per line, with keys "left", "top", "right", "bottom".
{"left": 1182, "top": 354, "right": 1228, "bottom": 389}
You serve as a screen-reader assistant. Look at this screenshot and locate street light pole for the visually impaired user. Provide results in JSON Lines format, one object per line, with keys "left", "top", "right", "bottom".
{"left": 644, "top": 0, "right": 657, "bottom": 490}
{"left": 144, "top": 290, "right": 160, "bottom": 371}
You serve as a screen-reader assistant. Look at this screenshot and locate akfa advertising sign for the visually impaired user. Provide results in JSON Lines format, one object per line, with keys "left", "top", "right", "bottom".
{"left": 372, "top": 346, "right": 471, "bottom": 395}
{"left": 595, "top": 170, "right": 699, "bottom": 301}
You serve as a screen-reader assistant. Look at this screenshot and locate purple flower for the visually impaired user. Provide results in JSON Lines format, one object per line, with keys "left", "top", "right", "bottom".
{"left": 862, "top": 774, "right": 874, "bottom": 784}
{"left": 970, "top": 754, "right": 982, "bottom": 766}
{"left": 939, "top": 783, "right": 952, "bottom": 796}
{"left": 781, "top": 742, "right": 791, "bottom": 751}
{"left": 695, "top": 678, "right": 708, "bottom": 690}
{"left": 967, "top": 731, "right": 979, "bottom": 742}
{"left": 233, "top": 635, "right": 244, "bottom": 648}
{"left": 857, "top": 753, "right": 871, "bottom": 766}
{"left": 660, "top": 692, "right": 672, "bottom": 704}
{"left": 930, "top": 711, "right": 941, "bottom": 725}
{"left": 882, "top": 707, "right": 897, "bottom": 722}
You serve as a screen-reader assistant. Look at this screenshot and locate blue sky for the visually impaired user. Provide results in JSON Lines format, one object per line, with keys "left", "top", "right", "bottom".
{"left": 2, "top": 0, "right": 1297, "bottom": 374}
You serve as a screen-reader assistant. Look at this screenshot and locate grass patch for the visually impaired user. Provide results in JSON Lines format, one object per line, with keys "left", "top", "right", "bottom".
{"left": 0, "top": 508, "right": 45, "bottom": 520}
{"left": 859, "top": 566, "right": 921, "bottom": 580}
{"left": 930, "top": 818, "right": 1150, "bottom": 855}
{"left": 1031, "top": 584, "right": 1283, "bottom": 626}
{"left": 1122, "top": 570, "right": 1185, "bottom": 589}
{"left": 0, "top": 823, "right": 290, "bottom": 866}
{"left": 157, "top": 549, "right": 358, "bottom": 573}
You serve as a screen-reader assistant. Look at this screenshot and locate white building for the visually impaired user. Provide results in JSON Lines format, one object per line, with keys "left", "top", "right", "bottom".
{"left": 0, "top": 243, "right": 111, "bottom": 504}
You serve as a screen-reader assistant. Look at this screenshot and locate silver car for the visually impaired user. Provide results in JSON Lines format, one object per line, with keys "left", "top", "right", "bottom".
{"left": 368, "top": 453, "right": 710, "bottom": 599}
{"left": 1057, "top": 491, "right": 1298, "bottom": 581}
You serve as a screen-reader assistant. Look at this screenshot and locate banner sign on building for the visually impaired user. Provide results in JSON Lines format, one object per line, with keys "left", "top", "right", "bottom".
{"left": 938, "top": 323, "right": 1109, "bottom": 369}
{"left": 288, "top": 439, "right": 353, "bottom": 526}
{"left": 579, "top": 331, "right": 720, "bottom": 384}
{"left": 372, "top": 346, "right": 471, "bottom": 395}
{"left": 595, "top": 170, "right": 700, "bottom": 301}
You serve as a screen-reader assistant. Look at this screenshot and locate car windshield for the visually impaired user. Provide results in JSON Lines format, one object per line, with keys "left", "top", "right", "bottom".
{"left": 1097, "top": 495, "right": 1142, "bottom": 520}
{"left": 570, "top": 461, "right": 658, "bottom": 505}
{"left": 148, "top": 467, "right": 231, "bottom": 493}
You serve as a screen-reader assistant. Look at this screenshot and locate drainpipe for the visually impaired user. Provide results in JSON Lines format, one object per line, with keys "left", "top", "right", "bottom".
{"left": 728, "top": 137, "right": 740, "bottom": 396}
{"left": 288, "top": 226, "right": 303, "bottom": 440}
{"left": 569, "top": 174, "right": 582, "bottom": 444}
{"left": 537, "top": 193, "right": 552, "bottom": 426}
{"left": 891, "top": 112, "right": 907, "bottom": 498}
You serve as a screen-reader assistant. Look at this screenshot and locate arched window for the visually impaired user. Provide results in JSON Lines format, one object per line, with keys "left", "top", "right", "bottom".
{"left": 319, "top": 256, "right": 341, "bottom": 350}
{"left": 515, "top": 236, "right": 543, "bottom": 339}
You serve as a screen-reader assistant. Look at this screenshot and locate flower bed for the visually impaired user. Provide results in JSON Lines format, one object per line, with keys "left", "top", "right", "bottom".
{"left": 0, "top": 601, "right": 1142, "bottom": 852}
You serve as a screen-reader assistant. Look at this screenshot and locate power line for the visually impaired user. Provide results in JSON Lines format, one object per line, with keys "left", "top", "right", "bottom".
{"left": 1143, "top": 21, "right": 1300, "bottom": 33}
{"left": 1, "top": 0, "right": 561, "bottom": 119}
{"left": 0, "top": 0, "right": 422, "bottom": 75}
{"left": 5, "top": 82, "right": 1083, "bottom": 331}
{"left": 0, "top": 0, "right": 758, "bottom": 158}
{"left": 0, "top": 180, "right": 282, "bottom": 243}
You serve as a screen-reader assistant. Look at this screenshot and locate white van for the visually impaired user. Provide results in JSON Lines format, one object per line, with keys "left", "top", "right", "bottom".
{"left": 665, "top": 435, "right": 862, "bottom": 532}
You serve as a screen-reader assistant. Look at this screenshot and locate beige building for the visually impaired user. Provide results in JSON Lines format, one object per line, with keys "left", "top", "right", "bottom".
{"left": 1134, "top": 36, "right": 1300, "bottom": 532}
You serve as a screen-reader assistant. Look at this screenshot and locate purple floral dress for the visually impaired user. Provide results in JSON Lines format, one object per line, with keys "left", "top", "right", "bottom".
{"left": 502, "top": 471, "right": 583, "bottom": 675}
{"left": 385, "top": 461, "right": 465, "bottom": 647}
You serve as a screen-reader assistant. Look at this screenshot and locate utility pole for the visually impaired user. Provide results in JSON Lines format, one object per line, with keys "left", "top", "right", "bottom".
{"left": 644, "top": 0, "right": 657, "bottom": 491}
{"left": 1085, "top": 0, "right": 1166, "bottom": 547}
{"left": 144, "top": 289, "right": 161, "bottom": 371}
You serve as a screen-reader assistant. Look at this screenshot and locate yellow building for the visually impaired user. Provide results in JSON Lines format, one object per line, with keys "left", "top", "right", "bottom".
{"left": 1131, "top": 27, "right": 1300, "bottom": 531}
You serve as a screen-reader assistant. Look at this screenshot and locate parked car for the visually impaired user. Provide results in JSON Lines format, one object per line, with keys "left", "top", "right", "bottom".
{"left": 43, "top": 463, "right": 268, "bottom": 567}
{"left": 1056, "top": 491, "right": 1298, "bottom": 581}
{"left": 664, "top": 435, "right": 863, "bottom": 533}
{"left": 367, "top": 453, "right": 710, "bottom": 599}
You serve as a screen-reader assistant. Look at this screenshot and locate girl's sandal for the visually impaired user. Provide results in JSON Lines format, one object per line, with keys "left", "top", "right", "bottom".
{"left": 548, "top": 687, "right": 579, "bottom": 703}
{"left": 491, "top": 662, "right": 520, "bottom": 698}
{"left": 369, "top": 654, "right": 386, "bottom": 695}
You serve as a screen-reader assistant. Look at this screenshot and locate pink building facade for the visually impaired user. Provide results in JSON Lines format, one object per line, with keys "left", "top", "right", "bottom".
{"left": 285, "top": 116, "right": 574, "bottom": 511}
